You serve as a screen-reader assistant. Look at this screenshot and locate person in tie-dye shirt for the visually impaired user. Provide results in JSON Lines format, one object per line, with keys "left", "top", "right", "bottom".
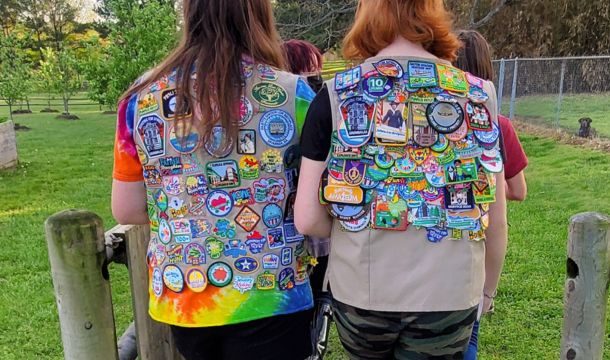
{"left": 112, "top": 1, "right": 315, "bottom": 359}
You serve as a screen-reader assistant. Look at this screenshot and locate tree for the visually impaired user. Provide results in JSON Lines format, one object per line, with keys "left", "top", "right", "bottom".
{"left": 275, "top": 0, "right": 356, "bottom": 52}
{"left": 0, "top": 0, "right": 19, "bottom": 37}
{"left": 0, "top": 35, "right": 31, "bottom": 121}
{"left": 39, "top": 47, "right": 82, "bottom": 117}
{"left": 46, "top": 0, "right": 79, "bottom": 51}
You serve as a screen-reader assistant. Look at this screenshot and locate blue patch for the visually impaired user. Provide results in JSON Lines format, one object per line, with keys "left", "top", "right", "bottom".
{"left": 137, "top": 115, "right": 166, "bottom": 158}
{"left": 234, "top": 257, "right": 259, "bottom": 273}
{"left": 362, "top": 75, "right": 393, "bottom": 100}
{"left": 278, "top": 267, "right": 295, "bottom": 291}
{"left": 297, "top": 78, "right": 316, "bottom": 102}
{"left": 259, "top": 110, "right": 296, "bottom": 148}
{"left": 335, "top": 66, "right": 362, "bottom": 92}
{"left": 427, "top": 227, "right": 448, "bottom": 243}
{"left": 245, "top": 232, "right": 266, "bottom": 254}
{"left": 281, "top": 247, "right": 293, "bottom": 266}
{"left": 262, "top": 203, "right": 283, "bottom": 228}
{"left": 262, "top": 253, "right": 280, "bottom": 269}
{"left": 283, "top": 222, "right": 304, "bottom": 243}
{"left": 223, "top": 239, "right": 247, "bottom": 258}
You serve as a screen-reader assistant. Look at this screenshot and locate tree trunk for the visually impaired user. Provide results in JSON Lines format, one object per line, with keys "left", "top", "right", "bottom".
{"left": 26, "top": 97, "right": 31, "bottom": 112}
{"left": 47, "top": 91, "right": 52, "bottom": 109}
{"left": 8, "top": 102, "right": 13, "bottom": 121}
{"left": 62, "top": 94, "right": 69, "bottom": 115}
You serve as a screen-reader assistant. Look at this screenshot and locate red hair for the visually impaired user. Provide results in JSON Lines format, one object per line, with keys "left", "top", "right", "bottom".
{"left": 342, "top": 0, "right": 461, "bottom": 62}
{"left": 281, "top": 39, "right": 323, "bottom": 75}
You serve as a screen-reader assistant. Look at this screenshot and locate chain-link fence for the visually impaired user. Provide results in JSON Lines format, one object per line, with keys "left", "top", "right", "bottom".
{"left": 492, "top": 56, "right": 610, "bottom": 138}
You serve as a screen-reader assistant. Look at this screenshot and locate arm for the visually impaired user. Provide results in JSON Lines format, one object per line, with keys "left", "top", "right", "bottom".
{"left": 505, "top": 171, "right": 527, "bottom": 201}
{"left": 294, "top": 158, "right": 333, "bottom": 238}
{"left": 483, "top": 171, "right": 509, "bottom": 313}
{"left": 111, "top": 180, "right": 149, "bottom": 225}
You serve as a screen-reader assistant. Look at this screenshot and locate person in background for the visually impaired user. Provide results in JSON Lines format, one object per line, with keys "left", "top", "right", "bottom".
{"left": 282, "top": 39, "right": 325, "bottom": 93}
{"left": 111, "top": 1, "right": 316, "bottom": 359}
{"left": 281, "top": 38, "right": 333, "bottom": 360}
{"left": 295, "top": 0, "right": 508, "bottom": 358}
{"left": 454, "top": 29, "right": 529, "bottom": 360}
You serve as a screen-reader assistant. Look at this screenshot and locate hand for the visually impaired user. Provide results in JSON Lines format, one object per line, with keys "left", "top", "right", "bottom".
{"left": 482, "top": 295, "right": 494, "bottom": 315}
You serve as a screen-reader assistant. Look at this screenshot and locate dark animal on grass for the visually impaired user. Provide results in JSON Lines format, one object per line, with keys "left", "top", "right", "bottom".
{"left": 577, "top": 117, "right": 596, "bottom": 138}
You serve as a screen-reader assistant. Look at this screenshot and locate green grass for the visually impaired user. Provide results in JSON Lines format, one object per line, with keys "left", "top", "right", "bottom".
{"left": 2, "top": 104, "right": 610, "bottom": 359}
{"left": 500, "top": 92, "right": 610, "bottom": 138}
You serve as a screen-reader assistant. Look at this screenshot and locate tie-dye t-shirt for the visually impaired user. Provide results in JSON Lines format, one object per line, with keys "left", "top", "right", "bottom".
{"left": 113, "top": 64, "right": 315, "bottom": 327}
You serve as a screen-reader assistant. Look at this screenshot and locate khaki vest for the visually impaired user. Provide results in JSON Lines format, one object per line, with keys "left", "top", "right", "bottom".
{"left": 131, "top": 59, "right": 313, "bottom": 327}
{"left": 322, "top": 56, "right": 500, "bottom": 312}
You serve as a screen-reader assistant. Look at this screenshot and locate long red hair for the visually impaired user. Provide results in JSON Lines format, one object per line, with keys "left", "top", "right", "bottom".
{"left": 342, "top": 0, "right": 461, "bottom": 62}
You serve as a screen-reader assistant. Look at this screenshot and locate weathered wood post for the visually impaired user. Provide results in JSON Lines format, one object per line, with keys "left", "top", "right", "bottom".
{"left": 45, "top": 210, "right": 119, "bottom": 360}
{"left": 560, "top": 212, "right": 610, "bottom": 360}
{"left": 111, "top": 224, "right": 183, "bottom": 360}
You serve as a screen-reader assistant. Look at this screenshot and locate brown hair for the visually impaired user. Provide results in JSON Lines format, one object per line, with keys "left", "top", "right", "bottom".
{"left": 454, "top": 30, "right": 494, "bottom": 82}
{"left": 342, "top": 0, "right": 461, "bottom": 62}
{"left": 281, "top": 40, "right": 323, "bottom": 75}
{"left": 123, "top": 0, "right": 285, "bottom": 154}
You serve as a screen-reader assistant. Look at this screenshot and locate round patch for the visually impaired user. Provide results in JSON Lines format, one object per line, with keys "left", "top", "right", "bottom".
{"left": 283, "top": 145, "right": 301, "bottom": 169}
{"left": 169, "top": 124, "right": 200, "bottom": 153}
{"left": 262, "top": 203, "right": 283, "bottom": 228}
{"left": 445, "top": 121, "right": 469, "bottom": 142}
{"left": 479, "top": 152, "right": 504, "bottom": 173}
{"left": 431, "top": 134, "right": 449, "bottom": 153}
{"left": 328, "top": 204, "right": 368, "bottom": 221}
{"left": 375, "top": 153, "right": 395, "bottom": 169}
{"left": 234, "top": 257, "right": 260, "bottom": 274}
{"left": 468, "top": 86, "right": 489, "bottom": 103}
{"left": 259, "top": 110, "right": 295, "bottom": 148}
{"left": 362, "top": 75, "right": 394, "bottom": 100}
{"left": 426, "top": 101, "right": 464, "bottom": 134}
{"left": 360, "top": 175, "right": 380, "bottom": 190}
{"left": 185, "top": 268, "right": 207, "bottom": 293}
{"left": 339, "top": 211, "right": 371, "bottom": 232}
{"left": 207, "top": 262, "right": 233, "bottom": 287}
{"left": 251, "top": 82, "right": 288, "bottom": 108}
{"left": 152, "top": 268, "right": 163, "bottom": 297}
{"left": 204, "top": 126, "right": 233, "bottom": 158}
{"left": 239, "top": 96, "right": 254, "bottom": 126}
{"left": 206, "top": 190, "right": 233, "bottom": 217}
{"left": 162, "top": 264, "right": 184, "bottom": 293}
{"left": 373, "top": 59, "right": 404, "bottom": 78}
{"left": 474, "top": 121, "right": 500, "bottom": 144}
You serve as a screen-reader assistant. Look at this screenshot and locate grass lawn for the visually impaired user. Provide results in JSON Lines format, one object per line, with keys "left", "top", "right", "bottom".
{"left": 499, "top": 92, "right": 610, "bottom": 138}
{"left": 2, "top": 104, "right": 610, "bottom": 359}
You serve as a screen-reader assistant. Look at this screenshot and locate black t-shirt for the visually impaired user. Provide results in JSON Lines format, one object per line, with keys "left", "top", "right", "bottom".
{"left": 300, "top": 85, "right": 333, "bottom": 161}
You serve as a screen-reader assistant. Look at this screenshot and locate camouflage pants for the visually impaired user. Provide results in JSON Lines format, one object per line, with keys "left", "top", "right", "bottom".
{"left": 332, "top": 299, "right": 477, "bottom": 360}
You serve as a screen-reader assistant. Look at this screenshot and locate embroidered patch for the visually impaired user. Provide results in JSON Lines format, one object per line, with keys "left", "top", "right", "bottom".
{"left": 234, "top": 206, "right": 261, "bottom": 232}
{"left": 162, "top": 264, "right": 184, "bottom": 293}
{"left": 137, "top": 115, "right": 165, "bottom": 158}
{"left": 205, "top": 190, "right": 233, "bottom": 217}
{"left": 206, "top": 160, "right": 240, "bottom": 189}
{"left": 251, "top": 82, "right": 288, "bottom": 108}
{"left": 207, "top": 262, "right": 233, "bottom": 287}
{"left": 259, "top": 110, "right": 295, "bottom": 148}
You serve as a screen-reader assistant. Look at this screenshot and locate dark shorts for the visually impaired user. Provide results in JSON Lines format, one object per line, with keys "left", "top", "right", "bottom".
{"left": 332, "top": 298, "right": 477, "bottom": 360}
{"left": 171, "top": 310, "right": 313, "bottom": 360}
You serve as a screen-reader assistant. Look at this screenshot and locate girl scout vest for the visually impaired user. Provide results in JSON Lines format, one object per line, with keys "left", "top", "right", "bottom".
{"left": 132, "top": 60, "right": 314, "bottom": 327}
{"left": 322, "top": 56, "right": 502, "bottom": 312}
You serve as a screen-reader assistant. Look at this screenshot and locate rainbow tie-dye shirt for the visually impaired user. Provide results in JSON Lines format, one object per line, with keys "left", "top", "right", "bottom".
{"left": 113, "top": 62, "right": 315, "bottom": 327}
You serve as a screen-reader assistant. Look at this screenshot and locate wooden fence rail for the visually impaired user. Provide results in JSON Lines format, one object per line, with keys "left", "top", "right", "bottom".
{"left": 560, "top": 212, "right": 610, "bottom": 360}
{"left": 45, "top": 210, "right": 183, "bottom": 360}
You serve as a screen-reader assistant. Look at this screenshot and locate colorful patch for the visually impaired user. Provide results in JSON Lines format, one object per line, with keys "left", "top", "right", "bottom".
{"left": 239, "top": 96, "right": 254, "bottom": 126}
{"left": 444, "top": 184, "right": 476, "bottom": 210}
{"left": 152, "top": 268, "right": 163, "bottom": 297}
{"left": 407, "top": 61, "right": 438, "bottom": 88}
{"left": 278, "top": 268, "right": 295, "bottom": 291}
{"left": 251, "top": 82, "right": 288, "bottom": 108}
{"left": 262, "top": 203, "right": 283, "bottom": 228}
{"left": 375, "top": 100, "right": 408, "bottom": 144}
{"left": 234, "top": 206, "right": 261, "bottom": 232}
{"left": 204, "top": 126, "right": 233, "bottom": 158}
{"left": 234, "top": 257, "right": 259, "bottom": 274}
{"left": 185, "top": 268, "right": 207, "bottom": 293}
{"left": 207, "top": 262, "right": 233, "bottom": 287}
{"left": 259, "top": 110, "right": 296, "bottom": 148}
{"left": 436, "top": 64, "right": 469, "bottom": 93}
{"left": 158, "top": 218, "right": 172, "bottom": 244}
{"left": 335, "top": 66, "right": 362, "bottom": 91}
{"left": 168, "top": 197, "right": 188, "bottom": 217}
{"left": 224, "top": 239, "right": 247, "bottom": 258}
{"left": 426, "top": 101, "right": 465, "bottom": 134}
{"left": 232, "top": 275, "right": 255, "bottom": 294}
{"left": 143, "top": 166, "right": 162, "bottom": 187}
{"left": 162, "top": 265, "right": 184, "bottom": 293}
{"left": 409, "top": 203, "right": 442, "bottom": 228}
{"left": 256, "top": 271, "right": 276, "bottom": 290}
{"left": 474, "top": 121, "right": 500, "bottom": 144}
{"left": 206, "top": 160, "right": 240, "bottom": 189}
{"left": 427, "top": 227, "right": 448, "bottom": 243}
{"left": 184, "top": 243, "right": 206, "bottom": 265}
{"left": 257, "top": 63, "right": 278, "bottom": 81}
{"left": 444, "top": 158, "right": 478, "bottom": 184}
{"left": 373, "top": 59, "right": 404, "bottom": 78}
{"left": 372, "top": 195, "right": 409, "bottom": 231}
{"left": 138, "top": 93, "right": 159, "bottom": 115}
{"left": 214, "top": 219, "right": 237, "bottom": 239}
{"left": 161, "top": 89, "right": 191, "bottom": 120}
{"left": 465, "top": 102, "right": 492, "bottom": 131}
{"left": 138, "top": 115, "right": 165, "bottom": 158}
{"left": 362, "top": 75, "right": 394, "bottom": 100}
{"left": 331, "top": 134, "right": 362, "bottom": 159}
{"left": 339, "top": 211, "right": 371, "bottom": 232}
{"left": 267, "top": 227, "right": 286, "bottom": 249}
{"left": 169, "top": 124, "right": 200, "bottom": 153}
{"left": 343, "top": 160, "right": 366, "bottom": 186}
{"left": 340, "top": 96, "right": 375, "bottom": 139}
{"left": 190, "top": 219, "right": 213, "bottom": 238}
{"left": 230, "top": 188, "right": 255, "bottom": 207}
{"left": 205, "top": 237, "right": 225, "bottom": 259}
{"left": 281, "top": 247, "right": 293, "bottom": 266}
{"left": 205, "top": 190, "right": 233, "bottom": 217}
{"left": 260, "top": 149, "right": 283, "bottom": 173}
{"left": 408, "top": 89, "right": 436, "bottom": 104}
{"left": 185, "top": 174, "right": 208, "bottom": 196}
{"left": 262, "top": 253, "right": 280, "bottom": 269}
{"left": 245, "top": 231, "right": 266, "bottom": 254}
{"left": 237, "top": 129, "right": 256, "bottom": 155}
{"left": 412, "top": 124, "right": 438, "bottom": 147}
{"left": 253, "top": 178, "right": 286, "bottom": 203}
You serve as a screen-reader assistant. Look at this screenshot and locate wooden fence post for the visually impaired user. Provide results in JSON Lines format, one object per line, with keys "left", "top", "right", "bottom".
{"left": 111, "top": 225, "right": 184, "bottom": 360}
{"left": 560, "top": 212, "right": 610, "bottom": 360}
{"left": 45, "top": 210, "right": 119, "bottom": 360}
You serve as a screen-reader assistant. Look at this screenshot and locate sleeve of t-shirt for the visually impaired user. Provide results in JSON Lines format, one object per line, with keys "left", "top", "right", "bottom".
{"left": 498, "top": 115, "right": 528, "bottom": 179}
{"left": 295, "top": 77, "right": 316, "bottom": 134}
{"left": 112, "top": 95, "right": 144, "bottom": 182}
{"left": 300, "top": 85, "right": 333, "bottom": 162}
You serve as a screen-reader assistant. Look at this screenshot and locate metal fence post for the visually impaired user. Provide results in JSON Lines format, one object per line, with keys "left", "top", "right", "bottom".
{"left": 497, "top": 59, "right": 506, "bottom": 114}
{"left": 560, "top": 212, "right": 610, "bottom": 360}
{"left": 556, "top": 59, "right": 567, "bottom": 129}
{"left": 509, "top": 58, "right": 519, "bottom": 120}
{"left": 45, "top": 210, "right": 119, "bottom": 360}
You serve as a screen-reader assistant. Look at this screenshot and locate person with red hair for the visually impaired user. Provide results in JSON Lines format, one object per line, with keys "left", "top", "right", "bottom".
{"left": 295, "top": 1, "right": 508, "bottom": 358}
{"left": 282, "top": 39, "right": 325, "bottom": 93}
